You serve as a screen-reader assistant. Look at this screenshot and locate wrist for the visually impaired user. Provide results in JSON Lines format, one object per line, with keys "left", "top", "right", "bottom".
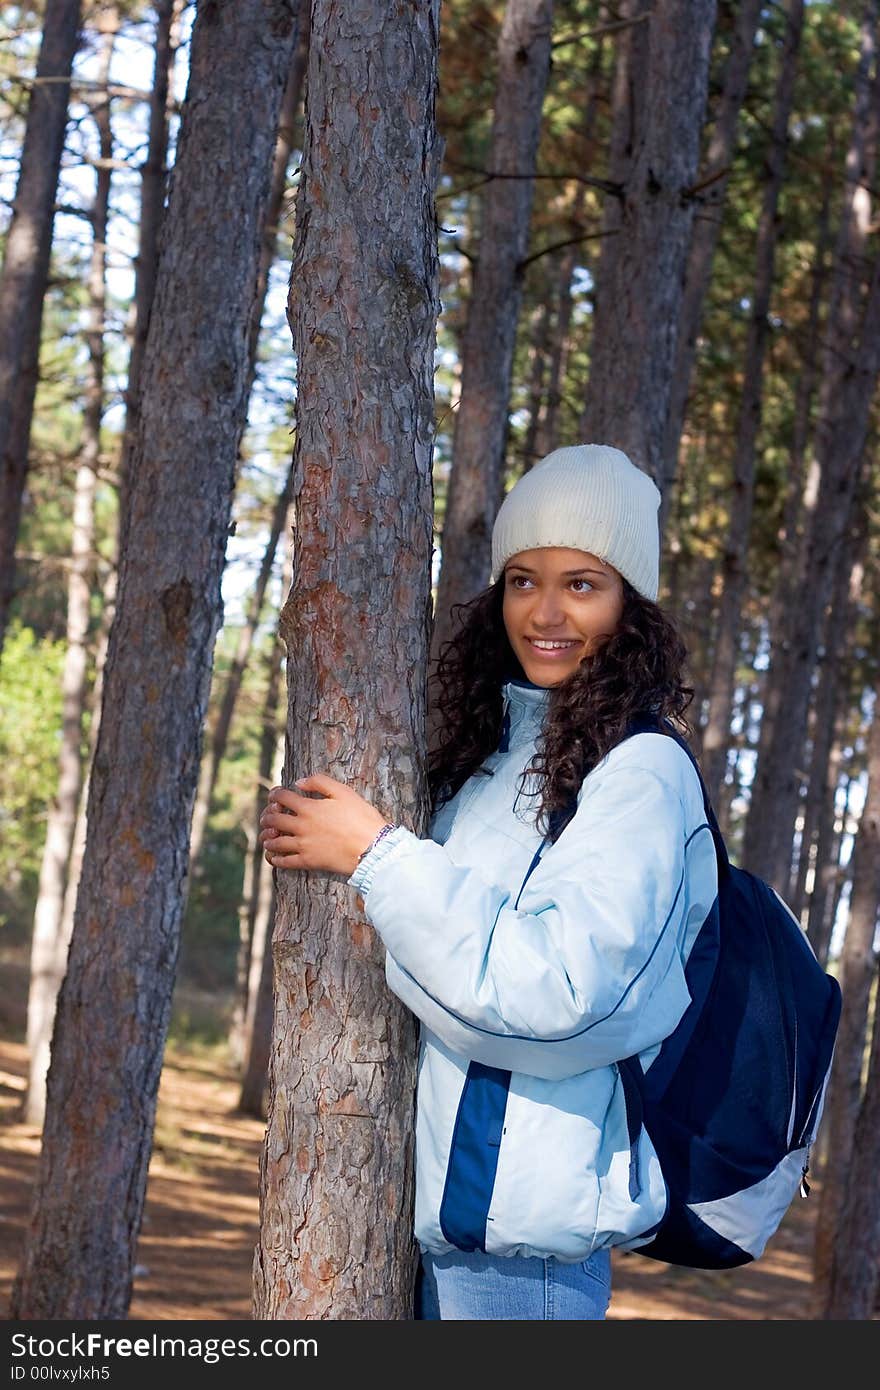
{"left": 355, "top": 822, "right": 398, "bottom": 870}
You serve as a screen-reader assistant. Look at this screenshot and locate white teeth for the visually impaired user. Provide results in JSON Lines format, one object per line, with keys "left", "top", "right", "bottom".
{"left": 530, "top": 639, "right": 576, "bottom": 649}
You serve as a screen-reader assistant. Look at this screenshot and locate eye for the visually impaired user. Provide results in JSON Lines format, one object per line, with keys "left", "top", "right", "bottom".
{"left": 507, "top": 574, "right": 533, "bottom": 589}
{"left": 570, "top": 578, "right": 594, "bottom": 593}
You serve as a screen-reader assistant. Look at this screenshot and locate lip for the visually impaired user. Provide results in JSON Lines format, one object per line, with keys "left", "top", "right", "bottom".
{"left": 525, "top": 637, "right": 581, "bottom": 658}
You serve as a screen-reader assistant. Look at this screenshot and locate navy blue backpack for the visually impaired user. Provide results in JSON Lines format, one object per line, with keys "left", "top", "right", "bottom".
{"left": 543, "top": 716, "right": 842, "bottom": 1270}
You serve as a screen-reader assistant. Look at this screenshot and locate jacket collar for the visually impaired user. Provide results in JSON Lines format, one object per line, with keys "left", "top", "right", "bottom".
{"left": 500, "top": 677, "right": 551, "bottom": 750}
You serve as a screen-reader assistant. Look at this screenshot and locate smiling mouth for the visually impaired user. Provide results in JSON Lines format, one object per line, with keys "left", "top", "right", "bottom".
{"left": 526, "top": 638, "right": 580, "bottom": 653}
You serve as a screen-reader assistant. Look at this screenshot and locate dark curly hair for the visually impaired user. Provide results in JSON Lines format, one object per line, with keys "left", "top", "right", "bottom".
{"left": 428, "top": 574, "right": 694, "bottom": 842}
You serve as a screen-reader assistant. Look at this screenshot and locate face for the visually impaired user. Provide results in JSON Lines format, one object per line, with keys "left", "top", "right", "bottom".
{"left": 501, "top": 546, "right": 625, "bottom": 688}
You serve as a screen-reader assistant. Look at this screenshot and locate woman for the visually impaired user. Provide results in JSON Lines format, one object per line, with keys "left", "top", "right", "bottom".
{"left": 259, "top": 443, "right": 718, "bottom": 1320}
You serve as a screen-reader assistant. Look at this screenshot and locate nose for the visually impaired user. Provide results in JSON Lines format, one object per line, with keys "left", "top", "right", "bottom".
{"left": 531, "top": 588, "right": 567, "bottom": 628}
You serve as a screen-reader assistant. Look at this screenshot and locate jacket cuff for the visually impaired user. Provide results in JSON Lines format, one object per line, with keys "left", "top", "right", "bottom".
{"left": 347, "top": 823, "right": 414, "bottom": 896}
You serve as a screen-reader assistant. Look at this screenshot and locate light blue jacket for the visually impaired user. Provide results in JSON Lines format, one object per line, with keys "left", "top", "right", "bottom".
{"left": 348, "top": 678, "right": 718, "bottom": 1261}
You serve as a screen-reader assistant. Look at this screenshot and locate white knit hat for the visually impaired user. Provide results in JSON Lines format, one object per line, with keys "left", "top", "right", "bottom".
{"left": 490, "top": 443, "right": 661, "bottom": 601}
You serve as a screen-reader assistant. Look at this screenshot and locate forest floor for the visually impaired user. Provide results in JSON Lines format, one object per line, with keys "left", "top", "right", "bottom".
{"left": 0, "top": 1035, "right": 830, "bottom": 1321}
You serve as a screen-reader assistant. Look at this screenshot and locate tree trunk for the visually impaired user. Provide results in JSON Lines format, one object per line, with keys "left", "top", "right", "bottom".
{"left": 189, "top": 460, "right": 294, "bottom": 872}
{"left": 253, "top": 0, "right": 440, "bottom": 1320}
{"left": 658, "top": 0, "right": 763, "bottom": 537}
{"left": 743, "top": 0, "right": 879, "bottom": 887}
{"left": 811, "top": 682, "right": 880, "bottom": 1313}
{"left": 700, "top": 0, "right": 804, "bottom": 805}
{"left": 237, "top": 731, "right": 285, "bottom": 1116}
{"left": 805, "top": 711, "right": 847, "bottom": 969}
{"left": 742, "top": 180, "right": 834, "bottom": 819}
{"left": 520, "top": 298, "right": 551, "bottom": 472}
{"left": 10, "top": 0, "right": 301, "bottom": 1321}
{"left": 245, "top": 7, "right": 311, "bottom": 400}
{"left": 790, "top": 500, "right": 867, "bottom": 919}
{"left": 22, "top": 9, "right": 118, "bottom": 1130}
{"left": 238, "top": 872, "right": 277, "bottom": 1120}
{"left": 188, "top": 23, "right": 307, "bottom": 875}
{"left": 229, "top": 541, "right": 291, "bottom": 1070}
{"left": 824, "top": 959, "right": 880, "bottom": 1319}
{"left": 580, "top": 0, "right": 716, "bottom": 485}
{"left": 533, "top": 201, "right": 583, "bottom": 461}
{"left": 53, "top": 1, "right": 182, "bottom": 967}
{"left": 118, "top": 0, "right": 179, "bottom": 534}
{"left": 431, "top": 0, "right": 554, "bottom": 666}
{"left": 0, "top": 0, "right": 82, "bottom": 654}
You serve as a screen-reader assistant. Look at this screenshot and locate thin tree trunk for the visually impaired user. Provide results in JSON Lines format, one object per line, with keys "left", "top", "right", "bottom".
{"left": 659, "top": 0, "right": 763, "bottom": 537}
{"left": 11, "top": 0, "right": 301, "bottom": 1321}
{"left": 579, "top": 0, "right": 716, "bottom": 485}
{"left": 189, "top": 460, "right": 294, "bottom": 872}
{"left": 245, "top": 8, "right": 310, "bottom": 399}
{"left": 520, "top": 298, "right": 551, "bottom": 471}
{"left": 431, "top": 0, "right": 555, "bottom": 667}
{"left": 806, "top": 709, "right": 852, "bottom": 967}
{"left": 791, "top": 502, "right": 867, "bottom": 919}
{"left": 534, "top": 184, "right": 588, "bottom": 460}
{"left": 825, "top": 961, "right": 880, "bottom": 1319}
{"left": 0, "top": 0, "right": 82, "bottom": 653}
{"left": 811, "top": 684, "right": 880, "bottom": 1313}
{"left": 237, "top": 728, "right": 284, "bottom": 1114}
{"left": 743, "top": 181, "right": 834, "bottom": 806}
{"left": 701, "top": 0, "right": 804, "bottom": 805}
{"left": 229, "top": 536, "right": 291, "bottom": 1068}
{"left": 742, "top": 1, "right": 880, "bottom": 888}
{"left": 118, "top": 0, "right": 178, "bottom": 535}
{"left": 238, "top": 873, "right": 277, "bottom": 1120}
{"left": 253, "top": 0, "right": 440, "bottom": 1320}
{"left": 22, "top": 10, "right": 118, "bottom": 1130}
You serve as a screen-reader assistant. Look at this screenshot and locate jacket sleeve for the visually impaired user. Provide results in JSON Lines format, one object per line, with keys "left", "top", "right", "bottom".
{"left": 348, "top": 753, "right": 707, "bottom": 1081}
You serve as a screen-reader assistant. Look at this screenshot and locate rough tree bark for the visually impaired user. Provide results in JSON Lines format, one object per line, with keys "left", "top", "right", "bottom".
{"left": 431, "top": 0, "right": 554, "bottom": 668}
{"left": 700, "top": 0, "right": 804, "bottom": 805}
{"left": 0, "top": 0, "right": 82, "bottom": 653}
{"left": 812, "top": 680, "right": 880, "bottom": 1313}
{"left": 23, "top": 8, "right": 118, "bottom": 1129}
{"left": 742, "top": 1, "right": 880, "bottom": 889}
{"left": 10, "top": 0, "right": 302, "bottom": 1321}
{"left": 579, "top": 0, "right": 716, "bottom": 486}
{"left": 252, "top": 0, "right": 441, "bottom": 1320}
{"left": 658, "top": 0, "right": 763, "bottom": 537}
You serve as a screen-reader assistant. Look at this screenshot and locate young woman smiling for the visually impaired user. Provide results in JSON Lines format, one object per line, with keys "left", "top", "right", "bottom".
{"left": 259, "top": 443, "right": 718, "bottom": 1320}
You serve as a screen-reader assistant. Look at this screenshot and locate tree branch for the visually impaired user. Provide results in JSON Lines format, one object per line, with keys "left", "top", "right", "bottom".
{"left": 518, "top": 227, "right": 613, "bottom": 271}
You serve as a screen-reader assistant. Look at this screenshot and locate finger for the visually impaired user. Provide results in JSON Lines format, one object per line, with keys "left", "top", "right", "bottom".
{"left": 266, "top": 833, "right": 299, "bottom": 856}
{"left": 269, "top": 787, "right": 305, "bottom": 812}
{"left": 266, "top": 850, "right": 304, "bottom": 869}
{"left": 262, "top": 808, "right": 301, "bottom": 831}
{"left": 293, "top": 773, "right": 341, "bottom": 796}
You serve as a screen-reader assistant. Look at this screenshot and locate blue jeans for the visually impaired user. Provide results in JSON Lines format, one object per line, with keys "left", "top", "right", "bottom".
{"left": 416, "top": 1247, "right": 612, "bottom": 1320}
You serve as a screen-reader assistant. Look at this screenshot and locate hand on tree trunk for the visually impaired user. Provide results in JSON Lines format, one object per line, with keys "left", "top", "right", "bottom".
{"left": 259, "top": 774, "right": 391, "bottom": 877}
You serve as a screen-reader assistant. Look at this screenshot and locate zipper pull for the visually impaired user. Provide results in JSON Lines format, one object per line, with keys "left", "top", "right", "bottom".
{"left": 799, "top": 1155, "right": 811, "bottom": 1199}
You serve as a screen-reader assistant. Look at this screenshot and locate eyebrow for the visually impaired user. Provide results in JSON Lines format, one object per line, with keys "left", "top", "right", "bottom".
{"left": 505, "top": 564, "right": 607, "bottom": 578}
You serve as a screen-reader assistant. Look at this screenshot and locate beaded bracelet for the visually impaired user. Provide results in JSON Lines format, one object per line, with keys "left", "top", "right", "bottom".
{"left": 355, "top": 822, "right": 399, "bottom": 868}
